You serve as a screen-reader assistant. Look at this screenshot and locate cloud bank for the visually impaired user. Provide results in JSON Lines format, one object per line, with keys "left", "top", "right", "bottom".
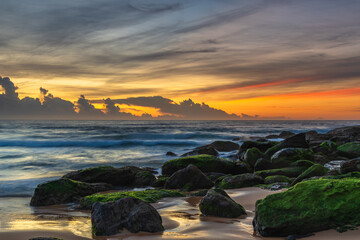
{"left": 1, "top": 76, "right": 267, "bottom": 120}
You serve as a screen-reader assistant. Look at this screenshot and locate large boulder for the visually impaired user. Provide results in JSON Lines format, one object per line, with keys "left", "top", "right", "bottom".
{"left": 338, "top": 142, "right": 360, "bottom": 158}
{"left": 91, "top": 197, "right": 163, "bottom": 236}
{"left": 133, "top": 170, "right": 156, "bottom": 187}
{"left": 266, "top": 131, "right": 295, "bottom": 139}
{"left": 218, "top": 173, "right": 263, "bottom": 189}
{"left": 161, "top": 154, "right": 240, "bottom": 176}
{"left": 243, "top": 147, "right": 263, "bottom": 168}
{"left": 326, "top": 126, "right": 360, "bottom": 143}
{"left": 255, "top": 166, "right": 308, "bottom": 179}
{"left": 165, "top": 164, "right": 214, "bottom": 191}
{"left": 181, "top": 146, "right": 219, "bottom": 157}
{"left": 270, "top": 148, "right": 314, "bottom": 168}
{"left": 209, "top": 141, "right": 239, "bottom": 152}
{"left": 340, "top": 157, "right": 360, "bottom": 174}
{"left": 63, "top": 166, "right": 154, "bottom": 187}
{"left": 291, "top": 164, "right": 329, "bottom": 185}
{"left": 253, "top": 179, "right": 360, "bottom": 237}
{"left": 199, "top": 189, "right": 246, "bottom": 218}
{"left": 266, "top": 133, "right": 309, "bottom": 156}
{"left": 30, "top": 178, "right": 112, "bottom": 206}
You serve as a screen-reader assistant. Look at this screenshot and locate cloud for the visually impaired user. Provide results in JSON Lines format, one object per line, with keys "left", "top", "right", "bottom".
{"left": 76, "top": 95, "right": 104, "bottom": 117}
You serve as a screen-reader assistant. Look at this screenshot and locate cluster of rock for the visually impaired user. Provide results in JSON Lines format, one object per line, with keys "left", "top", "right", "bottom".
{"left": 29, "top": 125, "right": 360, "bottom": 238}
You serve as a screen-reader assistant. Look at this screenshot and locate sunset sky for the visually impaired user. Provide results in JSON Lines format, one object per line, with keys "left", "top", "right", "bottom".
{"left": 1, "top": 0, "right": 360, "bottom": 119}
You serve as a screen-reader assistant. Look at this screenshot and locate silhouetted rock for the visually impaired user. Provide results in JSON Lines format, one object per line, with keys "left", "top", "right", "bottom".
{"left": 166, "top": 151, "right": 177, "bottom": 156}
{"left": 182, "top": 146, "right": 219, "bottom": 157}
{"left": 218, "top": 173, "right": 263, "bottom": 189}
{"left": 209, "top": 141, "right": 239, "bottom": 151}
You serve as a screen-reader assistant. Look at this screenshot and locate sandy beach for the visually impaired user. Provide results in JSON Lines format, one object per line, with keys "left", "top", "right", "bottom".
{"left": 1, "top": 187, "right": 359, "bottom": 240}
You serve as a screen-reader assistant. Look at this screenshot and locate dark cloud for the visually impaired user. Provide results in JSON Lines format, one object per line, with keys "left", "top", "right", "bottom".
{"left": 77, "top": 95, "right": 104, "bottom": 117}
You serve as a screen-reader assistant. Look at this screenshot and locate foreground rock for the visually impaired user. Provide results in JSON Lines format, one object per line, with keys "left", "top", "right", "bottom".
{"left": 253, "top": 179, "right": 360, "bottom": 237}
{"left": 218, "top": 173, "right": 263, "bottom": 189}
{"left": 91, "top": 197, "right": 163, "bottom": 236}
{"left": 199, "top": 189, "right": 246, "bottom": 218}
{"left": 340, "top": 157, "right": 360, "bottom": 174}
{"left": 165, "top": 164, "right": 214, "bottom": 191}
{"left": 63, "top": 166, "right": 155, "bottom": 187}
{"left": 30, "top": 178, "right": 112, "bottom": 206}
{"left": 162, "top": 154, "right": 242, "bottom": 176}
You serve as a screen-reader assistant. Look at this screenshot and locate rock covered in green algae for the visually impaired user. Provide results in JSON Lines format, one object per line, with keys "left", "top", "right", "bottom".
{"left": 91, "top": 197, "right": 163, "bottom": 236}
{"left": 30, "top": 178, "right": 112, "bottom": 206}
{"left": 265, "top": 133, "right": 309, "bottom": 156}
{"left": 218, "top": 173, "right": 263, "bottom": 189}
{"left": 255, "top": 166, "right": 308, "bottom": 179}
{"left": 80, "top": 189, "right": 185, "bottom": 209}
{"left": 164, "top": 164, "right": 214, "bottom": 191}
{"left": 270, "top": 148, "right": 314, "bottom": 167}
{"left": 291, "top": 164, "right": 329, "bottom": 185}
{"left": 253, "top": 178, "right": 360, "bottom": 237}
{"left": 161, "top": 154, "right": 241, "bottom": 176}
{"left": 199, "top": 189, "right": 246, "bottom": 218}
{"left": 62, "top": 165, "right": 155, "bottom": 187}
{"left": 209, "top": 141, "right": 240, "bottom": 151}
{"left": 264, "top": 175, "right": 291, "bottom": 184}
{"left": 338, "top": 142, "right": 360, "bottom": 158}
{"left": 340, "top": 157, "right": 360, "bottom": 174}
{"left": 243, "top": 147, "right": 263, "bottom": 168}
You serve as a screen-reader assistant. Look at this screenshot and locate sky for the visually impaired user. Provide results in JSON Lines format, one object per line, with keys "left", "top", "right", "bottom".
{"left": 1, "top": 0, "right": 360, "bottom": 120}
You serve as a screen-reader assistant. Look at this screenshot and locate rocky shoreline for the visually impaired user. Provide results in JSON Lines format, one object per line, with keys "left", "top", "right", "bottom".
{"left": 28, "top": 125, "right": 360, "bottom": 239}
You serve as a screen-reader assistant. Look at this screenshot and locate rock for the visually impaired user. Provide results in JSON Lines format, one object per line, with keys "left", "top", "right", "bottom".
{"left": 264, "top": 175, "right": 291, "bottom": 184}
{"left": 266, "top": 133, "right": 309, "bottom": 156}
{"left": 239, "top": 140, "right": 278, "bottom": 154}
{"left": 266, "top": 131, "right": 295, "bottom": 139}
{"left": 190, "top": 189, "right": 209, "bottom": 196}
{"left": 199, "top": 189, "right": 246, "bottom": 218}
{"left": 254, "top": 158, "right": 273, "bottom": 171}
{"left": 326, "top": 126, "right": 360, "bottom": 143}
{"left": 206, "top": 172, "right": 227, "bottom": 182}
{"left": 165, "top": 164, "right": 214, "bottom": 191}
{"left": 291, "top": 164, "right": 329, "bottom": 185}
{"left": 243, "top": 147, "right": 263, "bottom": 168}
{"left": 63, "top": 166, "right": 144, "bottom": 186}
{"left": 269, "top": 182, "right": 289, "bottom": 191}
{"left": 319, "top": 140, "right": 338, "bottom": 151}
{"left": 253, "top": 178, "right": 360, "bottom": 237}
{"left": 181, "top": 146, "right": 219, "bottom": 157}
{"left": 218, "top": 173, "right": 263, "bottom": 189}
{"left": 340, "top": 157, "right": 360, "bottom": 174}
{"left": 30, "top": 178, "right": 112, "bottom": 206}
{"left": 270, "top": 148, "right": 314, "bottom": 168}
{"left": 91, "top": 197, "right": 163, "bottom": 236}
{"left": 133, "top": 170, "right": 156, "bottom": 187}
{"left": 209, "top": 141, "right": 239, "bottom": 151}
{"left": 161, "top": 154, "right": 240, "bottom": 176}
{"left": 151, "top": 176, "right": 169, "bottom": 187}
{"left": 338, "top": 142, "right": 360, "bottom": 158}
{"left": 255, "top": 166, "right": 308, "bottom": 179}
{"left": 166, "top": 151, "right": 177, "bottom": 156}
{"left": 324, "top": 160, "right": 346, "bottom": 171}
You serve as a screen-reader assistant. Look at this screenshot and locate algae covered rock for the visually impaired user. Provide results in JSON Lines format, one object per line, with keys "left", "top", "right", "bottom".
{"left": 218, "top": 173, "right": 263, "bottom": 189}
{"left": 91, "top": 197, "right": 163, "bottom": 236}
{"left": 239, "top": 140, "right": 278, "bottom": 154}
{"left": 209, "top": 141, "right": 239, "bottom": 151}
{"left": 264, "top": 175, "right": 291, "bottom": 184}
{"left": 338, "top": 142, "right": 360, "bottom": 158}
{"left": 161, "top": 154, "right": 238, "bottom": 176}
{"left": 243, "top": 147, "right": 263, "bottom": 168}
{"left": 164, "top": 164, "right": 214, "bottom": 191}
{"left": 291, "top": 164, "right": 329, "bottom": 185}
{"left": 199, "top": 189, "right": 246, "bottom": 218}
{"left": 340, "top": 157, "right": 360, "bottom": 174}
{"left": 30, "top": 178, "right": 112, "bottom": 206}
{"left": 80, "top": 189, "right": 184, "bottom": 209}
{"left": 253, "top": 179, "right": 360, "bottom": 237}
{"left": 255, "top": 166, "right": 308, "bottom": 179}
{"left": 270, "top": 148, "right": 314, "bottom": 167}
{"left": 133, "top": 170, "right": 156, "bottom": 187}
{"left": 265, "top": 133, "right": 309, "bottom": 156}
{"left": 181, "top": 146, "right": 219, "bottom": 157}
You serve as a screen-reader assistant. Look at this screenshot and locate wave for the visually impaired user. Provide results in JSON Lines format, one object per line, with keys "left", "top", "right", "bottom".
{"left": 0, "top": 139, "right": 201, "bottom": 148}
{"left": 0, "top": 177, "right": 57, "bottom": 197}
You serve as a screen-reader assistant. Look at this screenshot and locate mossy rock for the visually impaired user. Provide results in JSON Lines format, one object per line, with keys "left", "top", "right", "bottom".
{"left": 290, "top": 160, "right": 315, "bottom": 168}
{"left": 264, "top": 175, "right": 291, "bottom": 184}
{"left": 239, "top": 140, "right": 278, "bottom": 153}
{"left": 323, "top": 172, "right": 360, "bottom": 180}
{"left": 270, "top": 148, "right": 314, "bottom": 167}
{"left": 80, "top": 189, "right": 185, "bottom": 209}
{"left": 243, "top": 147, "right": 263, "bottom": 168}
{"left": 161, "top": 155, "right": 239, "bottom": 176}
{"left": 218, "top": 173, "right": 263, "bottom": 189}
{"left": 338, "top": 142, "right": 360, "bottom": 158}
{"left": 319, "top": 140, "right": 338, "bottom": 150}
{"left": 134, "top": 170, "right": 156, "bottom": 187}
{"left": 265, "top": 133, "right": 309, "bottom": 157}
{"left": 151, "top": 176, "right": 169, "bottom": 187}
{"left": 30, "top": 178, "right": 112, "bottom": 206}
{"left": 291, "top": 164, "right": 329, "bottom": 186}
{"left": 255, "top": 166, "right": 308, "bottom": 179}
{"left": 253, "top": 179, "right": 360, "bottom": 237}
{"left": 199, "top": 189, "right": 246, "bottom": 218}
{"left": 210, "top": 141, "right": 239, "bottom": 151}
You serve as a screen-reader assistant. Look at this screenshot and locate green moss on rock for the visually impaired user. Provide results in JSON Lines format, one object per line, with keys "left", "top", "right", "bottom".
{"left": 218, "top": 173, "right": 263, "bottom": 189}
{"left": 270, "top": 148, "right": 314, "bottom": 167}
{"left": 161, "top": 154, "right": 238, "bottom": 176}
{"left": 319, "top": 140, "right": 338, "bottom": 150}
{"left": 338, "top": 142, "right": 360, "bottom": 158}
{"left": 254, "top": 179, "right": 360, "bottom": 237}
{"left": 243, "top": 147, "right": 263, "bottom": 168}
{"left": 255, "top": 166, "right": 308, "bottom": 179}
{"left": 80, "top": 189, "right": 185, "bottom": 209}
{"left": 291, "top": 164, "right": 329, "bottom": 185}
{"left": 264, "top": 175, "right": 291, "bottom": 184}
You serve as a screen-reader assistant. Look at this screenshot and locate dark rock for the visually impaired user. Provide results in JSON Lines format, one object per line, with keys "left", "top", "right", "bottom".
{"left": 181, "top": 146, "right": 219, "bottom": 157}
{"left": 337, "top": 142, "right": 360, "bottom": 158}
{"left": 218, "top": 173, "right": 263, "bottom": 189}
{"left": 166, "top": 151, "right": 177, "bottom": 156}
{"left": 340, "top": 157, "right": 360, "bottom": 174}
{"left": 209, "top": 141, "right": 239, "bottom": 151}
{"left": 165, "top": 164, "right": 214, "bottom": 191}
{"left": 266, "top": 133, "right": 309, "bottom": 156}
{"left": 239, "top": 140, "right": 278, "bottom": 154}
{"left": 266, "top": 131, "right": 295, "bottom": 139}
{"left": 254, "top": 158, "right": 273, "bottom": 171}
{"left": 243, "top": 147, "right": 263, "bottom": 168}
{"left": 199, "top": 189, "right": 246, "bottom": 218}
{"left": 30, "top": 178, "right": 112, "bottom": 206}
{"left": 326, "top": 126, "right": 360, "bottom": 143}
{"left": 190, "top": 189, "right": 209, "bottom": 196}
{"left": 91, "top": 197, "right": 163, "bottom": 236}
{"left": 255, "top": 166, "right": 308, "bottom": 179}
{"left": 206, "top": 172, "right": 227, "bottom": 182}
{"left": 151, "top": 176, "right": 169, "bottom": 187}
{"left": 291, "top": 164, "right": 328, "bottom": 186}
{"left": 270, "top": 148, "right": 314, "bottom": 168}
{"left": 133, "top": 170, "right": 156, "bottom": 187}
{"left": 264, "top": 175, "right": 291, "bottom": 184}
{"left": 161, "top": 154, "right": 240, "bottom": 176}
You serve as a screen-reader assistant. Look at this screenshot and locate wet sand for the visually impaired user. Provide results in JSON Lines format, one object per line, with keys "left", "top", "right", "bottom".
{"left": 1, "top": 187, "right": 360, "bottom": 240}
